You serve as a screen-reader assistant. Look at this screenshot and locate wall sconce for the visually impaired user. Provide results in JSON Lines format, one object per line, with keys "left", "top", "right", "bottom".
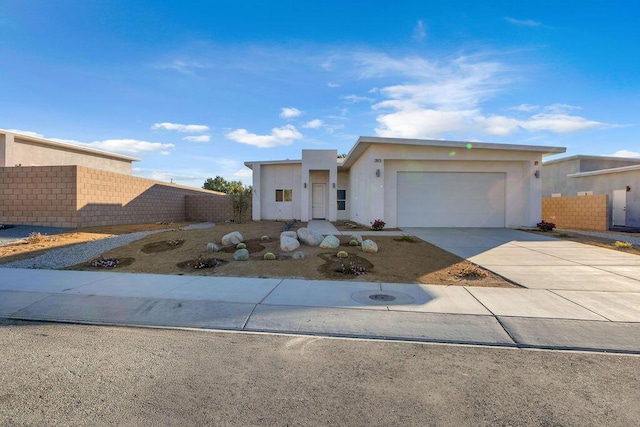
{"left": 332, "top": 182, "right": 336, "bottom": 188}
{"left": 303, "top": 183, "right": 307, "bottom": 188}
{"left": 627, "top": 186, "right": 631, "bottom": 192}
{"left": 534, "top": 170, "right": 540, "bottom": 178}
{"left": 375, "top": 169, "right": 381, "bottom": 177}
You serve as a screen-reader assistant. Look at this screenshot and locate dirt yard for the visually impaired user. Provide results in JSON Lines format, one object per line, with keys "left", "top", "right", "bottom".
{"left": 1, "top": 221, "right": 515, "bottom": 287}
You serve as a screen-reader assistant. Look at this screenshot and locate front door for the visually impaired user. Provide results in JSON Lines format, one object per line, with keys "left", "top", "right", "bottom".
{"left": 612, "top": 189, "right": 627, "bottom": 226}
{"left": 312, "top": 183, "right": 326, "bottom": 219}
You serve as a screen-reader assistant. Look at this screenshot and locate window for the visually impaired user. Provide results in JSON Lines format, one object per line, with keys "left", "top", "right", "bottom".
{"left": 275, "top": 189, "right": 292, "bottom": 202}
{"left": 337, "top": 189, "right": 346, "bottom": 210}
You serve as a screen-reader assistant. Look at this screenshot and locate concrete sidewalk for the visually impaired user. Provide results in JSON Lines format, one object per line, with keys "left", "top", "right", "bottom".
{"left": 1, "top": 268, "right": 638, "bottom": 354}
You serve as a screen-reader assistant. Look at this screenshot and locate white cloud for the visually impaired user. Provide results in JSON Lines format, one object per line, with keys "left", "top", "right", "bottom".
{"left": 505, "top": 17, "right": 542, "bottom": 27}
{"left": 80, "top": 139, "right": 175, "bottom": 155}
{"left": 233, "top": 168, "right": 253, "bottom": 179}
{"left": 609, "top": 150, "right": 640, "bottom": 158}
{"left": 413, "top": 20, "right": 427, "bottom": 41}
{"left": 543, "top": 103, "right": 581, "bottom": 113}
{"left": 511, "top": 104, "right": 539, "bottom": 112}
{"left": 280, "top": 107, "right": 302, "bottom": 118}
{"left": 327, "top": 82, "right": 340, "bottom": 88}
{"left": 225, "top": 124, "right": 303, "bottom": 148}
{"left": 155, "top": 60, "right": 210, "bottom": 75}
{"left": 182, "top": 135, "right": 211, "bottom": 142}
{"left": 152, "top": 122, "right": 210, "bottom": 133}
{"left": 302, "top": 119, "right": 324, "bottom": 129}
{"left": 5, "top": 129, "right": 45, "bottom": 138}
{"left": 375, "top": 108, "right": 475, "bottom": 139}
{"left": 341, "top": 94, "right": 375, "bottom": 103}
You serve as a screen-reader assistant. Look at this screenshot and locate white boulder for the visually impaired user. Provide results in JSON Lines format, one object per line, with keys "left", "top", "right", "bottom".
{"left": 297, "top": 227, "right": 324, "bottom": 246}
{"left": 207, "top": 242, "right": 219, "bottom": 253}
{"left": 319, "top": 235, "right": 340, "bottom": 249}
{"left": 233, "top": 248, "right": 250, "bottom": 261}
{"left": 280, "top": 231, "right": 298, "bottom": 240}
{"left": 280, "top": 235, "right": 300, "bottom": 252}
{"left": 350, "top": 233, "right": 363, "bottom": 244}
{"left": 221, "top": 231, "right": 243, "bottom": 246}
{"left": 361, "top": 239, "right": 378, "bottom": 253}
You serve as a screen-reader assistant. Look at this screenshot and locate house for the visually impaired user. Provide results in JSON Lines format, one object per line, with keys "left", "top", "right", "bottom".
{"left": 0, "top": 129, "right": 137, "bottom": 174}
{"left": 543, "top": 155, "right": 640, "bottom": 228}
{"left": 244, "top": 136, "right": 566, "bottom": 228}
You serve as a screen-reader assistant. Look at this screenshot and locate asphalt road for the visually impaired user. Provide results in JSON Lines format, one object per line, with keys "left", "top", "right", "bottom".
{"left": 1, "top": 319, "right": 639, "bottom": 426}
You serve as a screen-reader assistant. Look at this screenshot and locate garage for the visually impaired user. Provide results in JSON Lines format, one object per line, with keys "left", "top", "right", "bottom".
{"left": 397, "top": 172, "right": 506, "bottom": 227}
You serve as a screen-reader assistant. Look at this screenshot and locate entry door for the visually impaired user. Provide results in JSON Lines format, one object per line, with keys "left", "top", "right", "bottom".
{"left": 612, "top": 189, "right": 627, "bottom": 226}
{"left": 312, "top": 183, "right": 326, "bottom": 219}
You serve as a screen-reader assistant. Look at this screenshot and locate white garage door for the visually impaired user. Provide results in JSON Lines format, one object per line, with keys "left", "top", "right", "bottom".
{"left": 397, "top": 172, "right": 506, "bottom": 227}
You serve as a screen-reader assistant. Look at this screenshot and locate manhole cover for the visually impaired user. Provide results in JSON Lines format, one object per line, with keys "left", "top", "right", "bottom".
{"left": 369, "top": 294, "right": 396, "bottom": 302}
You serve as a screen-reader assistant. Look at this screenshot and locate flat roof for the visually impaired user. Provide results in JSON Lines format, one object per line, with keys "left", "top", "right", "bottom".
{"left": 543, "top": 154, "right": 640, "bottom": 166}
{"left": 568, "top": 164, "right": 640, "bottom": 178}
{"left": 1, "top": 129, "right": 140, "bottom": 162}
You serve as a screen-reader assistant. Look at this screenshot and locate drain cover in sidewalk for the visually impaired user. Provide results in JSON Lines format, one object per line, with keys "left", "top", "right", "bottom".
{"left": 351, "top": 290, "right": 414, "bottom": 306}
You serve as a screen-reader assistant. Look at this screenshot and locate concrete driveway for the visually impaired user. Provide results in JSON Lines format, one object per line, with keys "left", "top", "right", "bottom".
{"left": 401, "top": 227, "right": 640, "bottom": 292}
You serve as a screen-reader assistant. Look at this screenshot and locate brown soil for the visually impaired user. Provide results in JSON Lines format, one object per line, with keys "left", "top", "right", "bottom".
{"left": 50, "top": 221, "right": 512, "bottom": 287}
{"left": 525, "top": 230, "right": 640, "bottom": 256}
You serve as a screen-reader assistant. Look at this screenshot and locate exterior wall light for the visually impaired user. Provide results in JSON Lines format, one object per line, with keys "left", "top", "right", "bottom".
{"left": 534, "top": 170, "right": 540, "bottom": 178}
{"left": 304, "top": 183, "right": 307, "bottom": 188}
{"left": 375, "top": 169, "right": 381, "bottom": 177}
{"left": 332, "top": 182, "right": 336, "bottom": 188}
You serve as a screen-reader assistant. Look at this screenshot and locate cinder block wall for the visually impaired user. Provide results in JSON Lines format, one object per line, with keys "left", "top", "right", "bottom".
{"left": 1, "top": 165, "right": 241, "bottom": 228}
{"left": 542, "top": 195, "right": 608, "bottom": 231}
{"left": 0, "top": 166, "right": 77, "bottom": 227}
{"left": 185, "top": 194, "right": 252, "bottom": 223}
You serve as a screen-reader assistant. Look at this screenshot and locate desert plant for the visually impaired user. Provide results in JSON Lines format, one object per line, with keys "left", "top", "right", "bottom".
{"left": 263, "top": 252, "right": 276, "bottom": 260}
{"left": 349, "top": 239, "right": 359, "bottom": 246}
{"left": 236, "top": 242, "right": 247, "bottom": 249}
{"left": 191, "top": 256, "right": 221, "bottom": 269}
{"left": 558, "top": 233, "right": 570, "bottom": 238}
{"left": 370, "top": 219, "right": 386, "bottom": 231}
{"left": 26, "top": 232, "right": 44, "bottom": 244}
{"left": 536, "top": 220, "right": 556, "bottom": 232}
{"left": 337, "top": 261, "right": 366, "bottom": 275}
{"left": 399, "top": 234, "right": 416, "bottom": 242}
{"left": 337, "top": 250, "right": 349, "bottom": 258}
{"left": 456, "top": 266, "right": 488, "bottom": 279}
{"left": 260, "top": 235, "right": 270, "bottom": 241}
{"left": 615, "top": 241, "right": 633, "bottom": 249}
{"left": 282, "top": 219, "right": 297, "bottom": 231}
{"left": 91, "top": 257, "right": 120, "bottom": 268}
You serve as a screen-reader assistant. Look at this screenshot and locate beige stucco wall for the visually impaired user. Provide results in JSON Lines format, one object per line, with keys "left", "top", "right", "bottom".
{"left": 258, "top": 163, "right": 302, "bottom": 220}
{"left": 348, "top": 144, "right": 543, "bottom": 228}
{"left": 2, "top": 133, "right": 133, "bottom": 174}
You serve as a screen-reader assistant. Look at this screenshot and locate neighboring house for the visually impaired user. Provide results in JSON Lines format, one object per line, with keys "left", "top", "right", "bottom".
{"left": 543, "top": 155, "right": 640, "bottom": 228}
{"left": 0, "top": 129, "right": 137, "bottom": 174}
{"left": 245, "top": 136, "right": 565, "bottom": 228}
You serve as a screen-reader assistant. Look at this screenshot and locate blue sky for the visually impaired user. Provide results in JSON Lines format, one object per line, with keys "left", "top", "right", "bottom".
{"left": 1, "top": 0, "right": 638, "bottom": 187}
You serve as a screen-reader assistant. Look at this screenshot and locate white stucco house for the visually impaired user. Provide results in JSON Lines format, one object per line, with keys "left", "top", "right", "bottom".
{"left": 244, "top": 137, "right": 566, "bottom": 228}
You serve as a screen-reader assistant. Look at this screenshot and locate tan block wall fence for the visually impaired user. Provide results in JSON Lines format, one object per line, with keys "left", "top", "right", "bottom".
{"left": 542, "top": 195, "right": 608, "bottom": 231}
{"left": 1, "top": 166, "right": 250, "bottom": 228}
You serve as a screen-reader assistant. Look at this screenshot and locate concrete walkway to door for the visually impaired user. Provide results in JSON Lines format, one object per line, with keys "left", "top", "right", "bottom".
{"left": 401, "top": 228, "right": 640, "bottom": 292}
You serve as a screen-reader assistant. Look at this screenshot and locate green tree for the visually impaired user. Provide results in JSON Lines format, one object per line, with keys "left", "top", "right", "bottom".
{"left": 203, "top": 176, "right": 229, "bottom": 193}
{"left": 228, "top": 182, "right": 252, "bottom": 223}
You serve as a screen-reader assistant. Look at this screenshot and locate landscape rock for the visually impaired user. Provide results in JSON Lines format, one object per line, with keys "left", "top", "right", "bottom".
{"left": 233, "top": 248, "right": 249, "bottom": 261}
{"left": 280, "top": 231, "right": 298, "bottom": 240}
{"left": 361, "top": 239, "right": 378, "bottom": 253}
{"left": 206, "top": 242, "right": 219, "bottom": 253}
{"left": 221, "top": 231, "right": 243, "bottom": 246}
{"left": 292, "top": 251, "right": 305, "bottom": 260}
{"left": 297, "top": 227, "right": 324, "bottom": 246}
{"left": 280, "top": 235, "right": 300, "bottom": 252}
{"left": 319, "top": 235, "right": 340, "bottom": 249}
{"left": 350, "top": 233, "right": 363, "bottom": 244}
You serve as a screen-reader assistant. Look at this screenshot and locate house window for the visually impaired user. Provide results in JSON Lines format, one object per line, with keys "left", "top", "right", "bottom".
{"left": 337, "top": 189, "right": 346, "bottom": 210}
{"left": 276, "top": 189, "right": 292, "bottom": 202}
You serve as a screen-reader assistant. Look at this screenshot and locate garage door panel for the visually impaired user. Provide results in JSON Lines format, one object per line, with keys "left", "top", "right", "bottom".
{"left": 397, "top": 172, "right": 505, "bottom": 227}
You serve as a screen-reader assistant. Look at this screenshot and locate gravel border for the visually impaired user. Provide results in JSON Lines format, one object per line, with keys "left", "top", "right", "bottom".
{"left": 1, "top": 223, "right": 216, "bottom": 270}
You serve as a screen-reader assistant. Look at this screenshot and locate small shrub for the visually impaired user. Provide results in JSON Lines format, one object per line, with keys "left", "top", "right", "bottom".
{"left": 399, "top": 234, "right": 416, "bottom": 242}
{"left": 370, "top": 219, "right": 386, "bottom": 231}
{"left": 337, "top": 261, "right": 366, "bottom": 275}
{"left": 191, "top": 256, "right": 221, "bottom": 269}
{"left": 26, "top": 232, "right": 44, "bottom": 244}
{"left": 615, "top": 241, "right": 633, "bottom": 249}
{"left": 167, "top": 239, "right": 182, "bottom": 246}
{"left": 337, "top": 250, "right": 349, "bottom": 258}
{"left": 263, "top": 252, "right": 276, "bottom": 260}
{"left": 536, "top": 220, "right": 556, "bottom": 232}
{"left": 91, "top": 257, "right": 120, "bottom": 268}
{"left": 260, "top": 235, "right": 270, "bottom": 241}
{"left": 558, "top": 233, "right": 570, "bottom": 238}
{"left": 349, "top": 239, "right": 359, "bottom": 246}
{"left": 456, "top": 266, "right": 488, "bottom": 279}
{"left": 282, "top": 219, "right": 297, "bottom": 231}
{"left": 236, "top": 242, "right": 247, "bottom": 249}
